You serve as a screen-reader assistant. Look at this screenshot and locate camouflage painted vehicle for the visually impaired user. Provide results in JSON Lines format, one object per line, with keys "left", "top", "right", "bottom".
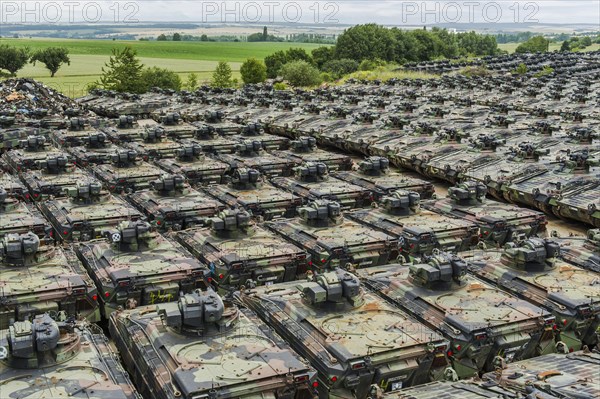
{"left": 423, "top": 181, "right": 547, "bottom": 246}
{"left": 482, "top": 350, "right": 600, "bottom": 399}
{"left": 237, "top": 269, "right": 449, "bottom": 398}
{"left": 123, "top": 125, "right": 181, "bottom": 160}
{"left": 271, "top": 162, "right": 374, "bottom": 210}
{"left": 271, "top": 136, "right": 353, "bottom": 171}
{"left": 101, "top": 115, "right": 146, "bottom": 143}
{"left": 0, "top": 127, "right": 43, "bottom": 153}
{"left": 75, "top": 220, "right": 209, "bottom": 317}
{"left": 358, "top": 254, "right": 555, "bottom": 379}
{"left": 332, "top": 157, "right": 435, "bottom": 201}
{"left": 382, "top": 379, "right": 532, "bottom": 399}
{"left": 0, "top": 314, "right": 141, "bottom": 399}
{"left": 0, "top": 232, "right": 100, "bottom": 329}
{"left": 127, "top": 174, "right": 225, "bottom": 230}
{"left": 464, "top": 238, "right": 600, "bottom": 351}
{"left": 91, "top": 149, "right": 164, "bottom": 193}
{"left": 152, "top": 112, "right": 199, "bottom": 139}
{"left": 50, "top": 117, "right": 100, "bottom": 147}
{"left": 187, "top": 130, "right": 240, "bottom": 154}
{"left": 109, "top": 289, "right": 317, "bottom": 399}
{"left": 66, "top": 132, "right": 121, "bottom": 167}
{"left": 39, "top": 182, "right": 142, "bottom": 242}
{"left": 176, "top": 209, "right": 310, "bottom": 290}
{"left": 233, "top": 122, "right": 290, "bottom": 151}
{"left": 194, "top": 109, "right": 244, "bottom": 135}
{"left": 154, "top": 142, "right": 230, "bottom": 185}
{"left": 347, "top": 191, "right": 479, "bottom": 260}
{"left": 0, "top": 169, "right": 28, "bottom": 201}
{"left": 2, "top": 134, "right": 62, "bottom": 172}
{"left": 0, "top": 188, "right": 49, "bottom": 238}
{"left": 21, "top": 156, "right": 97, "bottom": 201}
{"left": 266, "top": 200, "right": 400, "bottom": 270}
{"left": 552, "top": 177, "right": 600, "bottom": 227}
{"left": 421, "top": 149, "right": 498, "bottom": 184}
{"left": 204, "top": 168, "right": 302, "bottom": 220}
{"left": 217, "top": 140, "right": 296, "bottom": 177}
{"left": 556, "top": 229, "right": 599, "bottom": 272}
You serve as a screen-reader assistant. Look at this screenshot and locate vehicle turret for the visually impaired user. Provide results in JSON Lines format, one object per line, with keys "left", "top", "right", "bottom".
{"left": 297, "top": 200, "right": 342, "bottom": 227}
{"left": 448, "top": 181, "right": 487, "bottom": 206}
{"left": 500, "top": 238, "right": 560, "bottom": 271}
{"left": 293, "top": 161, "right": 328, "bottom": 183}
{"left": 380, "top": 190, "right": 421, "bottom": 216}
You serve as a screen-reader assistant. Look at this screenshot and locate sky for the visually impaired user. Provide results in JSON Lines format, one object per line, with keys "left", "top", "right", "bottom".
{"left": 1, "top": 1, "right": 599, "bottom": 26}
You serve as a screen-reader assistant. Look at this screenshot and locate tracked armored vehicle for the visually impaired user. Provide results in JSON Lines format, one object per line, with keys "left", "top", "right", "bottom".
{"left": 204, "top": 168, "right": 302, "bottom": 220}
{"left": 464, "top": 238, "right": 600, "bottom": 351}
{"left": 384, "top": 379, "right": 540, "bottom": 398}
{"left": 423, "top": 181, "right": 547, "bottom": 246}
{"left": 127, "top": 174, "right": 225, "bottom": 231}
{"left": 75, "top": 220, "right": 208, "bottom": 317}
{"left": 272, "top": 162, "right": 374, "bottom": 210}
{"left": 176, "top": 209, "right": 310, "bottom": 290}
{"left": 91, "top": 149, "right": 164, "bottom": 193}
{"left": 217, "top": 140, "right": 296, "bottom": 177}
{"left": 333, "top": 157, "right": 435, "bottom": 201}
{"left": 40, "top": 182, "right": 142, "bottom": 241}
{"left": 0, "top": 314, "right": 141, "bottom": 399}
{"left": 50, "top": 117, "right": 101, "bottom": 147}
{"left": 272, "top": 136, "right": 353, "bottom": 171}
{"left": 233, "top": 122, "right": 290, "bottom": 150}
{"left": 154, "top": 142, "right": 230, "bottom": 185}
{"left": 556, "top": 229, "right": 599, "bottom": 272}
{"left": 109, "top": 289, "right": 317, "bottom": 399}
{"left": 194, "top": 109, "right": 244, "bottom": 135}
{"left": 66, "top": 131, "right": 121, "bottom": 166}
{"left": 0, "top": 232, "right": 100, "bottom": 328}
{"left": 101, "top": 115, "right": 146, "bottom": 143}
{"left": 152, "top": 112, "right": 199, "bottom": 139}
{"left": 3, "top": 134, "right": 62, "bottom": 172}
{"left": 238, "top": 269, "right": 449, "bottom": 398}
{"left": 348, "top": 191, "right": 479, "bottom": 260}
{"left": 187, "top": 127, "right": 240, "bottom": 154}
{"left": 266, "top": 200, "right": 400, "bottom": 270}
{"left": 123, "top": 125, "right": 180, "bottom": 160}
{"left": 0, "top": 187, "right": 49, "bottom": 238}
{"left": 0, "top": 169, "right": 28, "bottom": 200}
{"left": 358, "top": 253, "right": 555, "bottom": 379}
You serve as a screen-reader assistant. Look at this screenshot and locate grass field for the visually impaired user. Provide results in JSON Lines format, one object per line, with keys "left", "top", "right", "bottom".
{"left": 0, "top": 38, "right": 326, "bottom": 97}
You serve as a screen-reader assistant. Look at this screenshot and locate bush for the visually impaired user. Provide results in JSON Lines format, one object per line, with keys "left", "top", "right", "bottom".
{"left": 30, "top": 47, "right": 70, "bottom": 77}
{"left": 97, "top": 46, "right": 145, "bottom": 93}
{"left": 515, "top": 63, "right": 528, "bottom": 75}
{"left": 273, "top": 82, "right": 288, "bottom": 90}
{"left": 141, "top": 67, "right": 182, "bottom": 91}
{"left": 212, "top": 61, "right": 233, "bottom": 88}
{"left": 359, "top": 58, "right": 387, "bottom": 71}
{"left": 320, "top": 72, "right": 333, "bottom": 82}
{"left": 461, "top": 65, "right": 490, "bottom": 77}
{"left": 186, "top": 73, "right": 198, "bottom": 91}
{"left": 280, "top": 60, "right": 322, "bottom": 87}
{"left": 515, "top": 36, "right": 549, "bottom": 53}
{"left": 240, "top": 58, "right": 267, "bottom": 84}
{"left": 321, "top": 58, "right": 359, "bottom": 79}
{"left": 534, "top": 66, "right": 554, "bottom": 77}
{"left": 264, "top": 48, "right": 313, "bottom": 78}
{"left": 0, "top": 45, "right": 29, "bottom": 76}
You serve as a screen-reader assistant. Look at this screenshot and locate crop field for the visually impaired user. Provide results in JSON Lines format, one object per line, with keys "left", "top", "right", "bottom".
{"left": 0, "top": 38, "right": 326, "bottom": 96}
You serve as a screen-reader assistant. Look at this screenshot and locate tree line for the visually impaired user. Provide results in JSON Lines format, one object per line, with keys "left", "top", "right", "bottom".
{"left": 0, "top": 45, "right": 70, "bottom": 77}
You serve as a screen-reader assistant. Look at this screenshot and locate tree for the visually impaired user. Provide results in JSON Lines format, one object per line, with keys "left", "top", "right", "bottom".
{"left": 172, "top": 33, "right": 181, "bottom": 41}
{"left": 263, "top": 26, "right": 268, "bottom": 41}
{"left": 515, "top": 36, "right": 550, "bottom": 53}
{"left": 280, "top": 60, "right": 322, "bottom": 87}
{"left": 515, "top": 63, "right": 528, "bottom": 75}
{"left": 560, "top": 40, "right": 571, "bottom": 52}
{"left": 0, "top": 45, "right": 29, "bottom": 76}
{"left": 264, "top": 50, "right": 288, "bottom": 78}
{"left": 98, "top": 46, "right": 145, "bottom": 93}
{"left": 212, "top": 61, "right": 233, "bottom": 88}
{"left": 157, "top": 34, "right": 167, "bottom": 41}
{"left": 240, "top": 58, "right": 267, "bottom": 84}
{"left": 30, "top": 47, "right": 70, "bottom": 77}
{"left": 141, "top": 67, "right": 182, "bottom": 91}
{"left": 311, "top": 46, "right": 334, "bottom": 69}
{"left": 186, "top": 73, "right": 199, "bottom": 90}
{"left": 335, "top": 24, "right": 396, "bottom": 62}
{"left": 321, "top": 59, "right": 359, "bottom": 79}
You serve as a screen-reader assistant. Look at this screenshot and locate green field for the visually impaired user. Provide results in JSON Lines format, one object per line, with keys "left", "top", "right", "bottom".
{"left": 0, "top": 38, "right": 326, "bottom": 97}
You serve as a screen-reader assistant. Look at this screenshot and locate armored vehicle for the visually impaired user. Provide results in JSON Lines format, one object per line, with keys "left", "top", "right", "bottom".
{"left": 552, "top": 177, "right": 600, "bottom": 227}
{"left": 101, "top": 115, "right": 146, "bottom": 143}
{"left": 272, "top": 162, "right": 374, "bottom": 210}
{"left": 358, "top": 253, "right": 555, "bottom": 379}
{"left": 333, "top": 157, "right": 435, "bottom": 201}
{"left": 123, "top": 125, "right": 180, "bottom": 160}
{"left": 127, "top": 174, "right": 225, "bottom": 231}
{"left": 75, "top": 220, "right": 208, "bottom": 316}
{"left": 482, "top": 351, "right": 600, "bottom": 399}
{"left": 193, "top": 109, "right": 244, "bottom": 135}
{"left": 154, "top": 142, "right": 230, "bottom": 185}
{"left": 91, "top": 149, "right": 164, "bottom": 193}
{"left": 238, "top": 269, "right": 449, "bottom": 398}
{"left": 40, "top": 182, "right": 142, "bottom": 242}
{"left": 383, "top": 379, "right": 536, "bottom": 399}
{"left": 152, "top": 112, "right": 199, "bottom": 139}
{"left": 110, "top": 289, "right": 317, "bottom": 399}
{"left": 266, "top": 200, "right": 400, "bottom": 270}
{"left": 423, "top": 181, "right": 547, "bottom": 246}
{"left": 204, "top": 168, "right": 302, "bottom": 220}
{"left": 21, "top": 155, "right": 97, "bottom": 201}
{"left": 271, "top": 136, "right": 353, "bottom": 171}
{"left": 187, "top": 128, "right": 240, "bottom": 154}
{"left": 0, "top": 314, "right": 141, "bottom": 399}
{"left": 217, "top": 140, "right": 296, "bottom": 177}
{"left": 0, "top": 187, "right": 49, "bottom": 238}
{"left": 233, "top": 122, "right": 290, "bottom": 151}
{"left": 0, "top": 168, "right": 28, "bottom": 200}
{"left": 50, "top": 117, "right": 100, "bottom": 147}
{"left": 464, "top": 238, "right": 600, "bottom": 351}
{"left": 0, "top": 232, "right": 100, "bottom": 328}
{"left": 556, "top": 229, "right": 599, "bottom": 272}
{"left": 348, "top": 191, "right": 479, "bottom": 260}
{"left": 176, "top": 209, "right": 310, "bottom": 290}
{"left": 66, "top": 131, "right": 121, "bottom": 167}
{"left": 2, "top": 134, "right": 62, "bottom": 172}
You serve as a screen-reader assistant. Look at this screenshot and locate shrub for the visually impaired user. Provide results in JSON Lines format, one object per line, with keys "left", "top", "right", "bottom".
{"left": 211, "top": 61, "right": 233, "bottom": 88}
{"left": 240, "top": 58, "right": 267, "bottom": 84}
{"left": 321, "top": 58, "right": 359, "bottom": 79}
{"left": 141, "top": 67, "right": 182, "bottom": 91}
{"left": 279, "top": 60, "right": 322, "bottom": 87}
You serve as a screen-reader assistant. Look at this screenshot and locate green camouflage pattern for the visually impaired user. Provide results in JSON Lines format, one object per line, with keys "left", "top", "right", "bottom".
{"left": 0, "top": 188, "right": 49, "bottom": 237}
{"left": 123, "top": 125, "right": 181, "bottom": 160}
{"left": 50, "top": 118, "right": 102, "bottom": 147}
{"left": 556, "top": 229, "right": 600, "bottom": 272}
{"left": 217, "top": 139, "right": 296, "bottom": 177}
{"left": 0, "top": 314, "right": 141, "bottom": 399}
{"left": 127, "top": 174, "right": 225, "bottom": 230}
{"left": 271, "top": 136, "right": 353, "bottom": 171}
{"left": 67, "top": 141, "right": 122, "bottom": 166}
{"left": 233, "top": 122, "right": 290, "bottom": 151}
{"left": 91, "top": 149, "right": 164, "bottom": 193}
{"left": 154, "top": 142, "right": 230, "bottom": 185}
{"left": 100, "top": 115, "right": 147, "bottom": 143}
{"left": 357, "top": 254, "right": 555, "bottom": 379}
{"left": 381, "top": 379, "right": 538, "bottom": 399}
{"left": 109, "top": 289, "right": 317, "bottom": 399}
{"left": 464, "top": 238, "right": 600, "bottom": 351}
{"left": 2, "top": 135, "right": 62, "bottom": 172}
{"left": 175, "top": 209, "right": 310, "bottom": 289}
{"left": 0, "top": 169, "right": 28, "bottom": 200}
{"left": 237, "top": 269, "right": 449, "bottom": 398}
{"left": 1, "top": 232, "right": 100, "bottom": 328}
{"left": 75, "top": 220, "right": 209, "bottom": 317}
